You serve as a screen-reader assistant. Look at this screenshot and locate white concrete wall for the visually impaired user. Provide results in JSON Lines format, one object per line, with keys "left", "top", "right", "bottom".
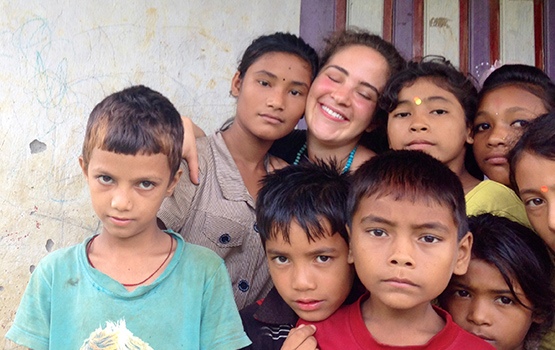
{"left": 347, "top": 0, "right": 384, "bottom": 36}
{"left": 0, "top": 0, "right": 300, "bottom": 343}
{"left": 347, "top": 0, "right": 537, "bottom": 70}
{"left": 500, "top": 0, "right": 535, "bottom": 65}
{"left": 423, "top": 0, "right": 460, "bottom": 67}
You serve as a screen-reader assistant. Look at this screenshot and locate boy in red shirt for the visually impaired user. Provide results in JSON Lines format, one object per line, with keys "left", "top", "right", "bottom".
{"left": 298, "top": 150, "right": 494, "bottom": 349}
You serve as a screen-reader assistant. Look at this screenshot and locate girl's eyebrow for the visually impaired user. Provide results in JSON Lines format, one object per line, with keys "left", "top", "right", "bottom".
{"left": 426, "top": 96, "right": 453, "bottom": 104}
{"left": 396, "top": 95, "right": 453, "bottom": 106}
{"left": 518, "top": 187, "right": 542, "bottom": 197}
{"left": 476, "top": 105, "right": 536, "bottom": 118}
{"left": 254, "top": 69, "right": 309, "bottom": 89}
{"left": 451, "top": 280, "right": 471, "bottom": 289}
{"left": 254, "top": 69, "right": 277, "bottom": 78}
{"left": 490, "top": 289, "right": 515, "bottom": 295}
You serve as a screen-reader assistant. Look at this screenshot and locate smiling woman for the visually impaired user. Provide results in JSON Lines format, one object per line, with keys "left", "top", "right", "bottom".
{"left": 270, "top": 28, "right": 406, "bottom": 172}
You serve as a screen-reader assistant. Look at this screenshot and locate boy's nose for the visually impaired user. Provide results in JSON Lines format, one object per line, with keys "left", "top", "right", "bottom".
{"left": 111, "top": 188, "right": 133, "bottom": 211}
{"left": 388, "top": 239, "right": 415, "bottom": 267}
{"left": 291, "top": 265, "right": 316, "bottom": 291}
{"left": 389, "top": 255, "right": 415, "bottom": 267}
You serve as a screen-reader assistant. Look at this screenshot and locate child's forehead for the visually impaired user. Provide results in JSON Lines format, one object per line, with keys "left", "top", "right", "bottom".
{"left": 518, "top": 150, "right": 553, "bottom": 164}
{"left": 87, "top": 147, "right": 171, "bottom": 173}
{"left": 455, "top": 258, "right": 522, "bottom": 293}
{"left": 400, "top": 77, "right": 452, "bottom": 95}
{"left": 356, "top": 192, "right": 458, "bottom": 229}
{"left": 269, "top": 218, "right": 347, "bottom": 244}
{"left": 89, "top": 146, "right": 163, "bottom": 160}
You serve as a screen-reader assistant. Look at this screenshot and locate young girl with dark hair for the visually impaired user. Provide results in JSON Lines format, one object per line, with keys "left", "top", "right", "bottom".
{"left": 472, "top": 64, "right": 555, "bottom": 187}
{"left": 380, "top": 56, "right": 530, "bottom": 226}
{"left": 440, "top": 213, "right": 555, "bottom": 350}
{"left": 510, "top": 111, "right": 555, "bottom": 251}
{"left": 158, "top": 32, "right": 319, "bottom": 309}
{"left": 184, "top": 29, "right": 407, "bottom": 179}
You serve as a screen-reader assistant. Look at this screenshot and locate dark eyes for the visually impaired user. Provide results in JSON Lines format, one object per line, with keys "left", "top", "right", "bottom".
{"left": 258, "top": 80, "right": 270, "bottom": 87}
{"left": 474, "top": 119, "right": 530, "bottom": 134}
{"left": 368, "top": 229, "right": 387, "bottom": 237}
{"left": 419, "top": 235, "right": 440, "bottom": 243}
{"left": 392, "top": 111, "right": 410, "bottom": 118}
{"left": 525, "top": 197, "right": 545, "bottom": 207}
{"left": 272, "top": 256, "right": 289, "bottom": 264}
{"left": 473, "top": 123, "right": 490, "bottom": 133}
{"left": 431, "top": 109, "right": 448, "bottom": 115}
{"left": 455, "top": 289, "right": 471, "bottom": 298}
{"left": 496, "top": 296, "right": 514, "bottom": 305}
{"left": 138, "top": 181, "right": 155, "bottom": 190}
{"left": 511, "top": 120, "right": 529, "bottom": 128}
{"left": 97, "top": 175, "right": 113, "bottom": 185}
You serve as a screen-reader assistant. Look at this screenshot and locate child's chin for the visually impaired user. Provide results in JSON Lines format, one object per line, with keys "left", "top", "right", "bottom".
{"left": 296, "top": 310, "right": 332, "bottom": 323}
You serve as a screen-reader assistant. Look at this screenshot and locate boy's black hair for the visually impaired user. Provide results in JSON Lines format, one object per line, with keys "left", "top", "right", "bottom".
{"left": 82, "top": 85, "right": 183, "bottom": 178}
{"left": 256, "top": 161, "right": 350, "bottom": 246}
{"left": 509, "top": 112, "right": 555, "bottom": 192}
{"left": 449, "top": 213, "right": 555, "bottom": 347}
{"left": 477, "top": 64, "right": 555, "bottom": 121}
{"left": 348, "top": 150, "right": 468, "bottom": 239}
{"left": 237, "top": 32, "right": 319, "bottom": 81}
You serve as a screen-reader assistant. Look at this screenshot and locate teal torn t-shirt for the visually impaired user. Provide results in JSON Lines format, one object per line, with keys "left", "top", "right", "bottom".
{"left": 6, "top": 231, "right": 250, "bottom": 350}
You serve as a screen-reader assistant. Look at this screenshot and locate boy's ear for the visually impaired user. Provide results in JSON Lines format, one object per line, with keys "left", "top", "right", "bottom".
{"left": 453, "top": 231, "right": 473, "bottom": 275}
{"left": 166, "top": 169, "right": 183, "bottom": 197}
{"left": 230, "top": 71, "right": 242, "bottom": 97}
{"left": 78, "top": 156, "right": 88, "bottom": 178}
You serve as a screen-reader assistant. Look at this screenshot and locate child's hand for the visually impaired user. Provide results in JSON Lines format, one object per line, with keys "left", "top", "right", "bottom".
{"left": 280, "top": 324, "right": 318, "bottom": 350}
{"left": 181, "top": 116, "right": 205, "bottom": 185}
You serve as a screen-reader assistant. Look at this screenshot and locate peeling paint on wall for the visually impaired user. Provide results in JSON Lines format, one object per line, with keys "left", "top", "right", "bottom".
{"left": 29, "top": 139, "right": 47, "bottom": 154}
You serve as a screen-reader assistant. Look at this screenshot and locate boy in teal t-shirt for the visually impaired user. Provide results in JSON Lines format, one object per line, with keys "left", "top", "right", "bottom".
{"left": 6, "top": 86, "right": 250, "bottom": 350}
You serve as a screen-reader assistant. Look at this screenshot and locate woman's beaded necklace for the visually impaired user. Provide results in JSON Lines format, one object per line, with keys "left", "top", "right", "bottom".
{"left": 293, "top": 143, "right": 358, "bottom": 174}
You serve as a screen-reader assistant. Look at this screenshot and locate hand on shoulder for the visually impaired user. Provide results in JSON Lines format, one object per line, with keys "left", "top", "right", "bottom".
{"left": 181, "top": 116, "right": 206, "bottom": 185}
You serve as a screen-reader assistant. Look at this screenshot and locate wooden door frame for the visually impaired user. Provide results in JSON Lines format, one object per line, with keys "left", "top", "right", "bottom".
{"left": 300, "top": 0, "right": 554, "bottom": 79}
